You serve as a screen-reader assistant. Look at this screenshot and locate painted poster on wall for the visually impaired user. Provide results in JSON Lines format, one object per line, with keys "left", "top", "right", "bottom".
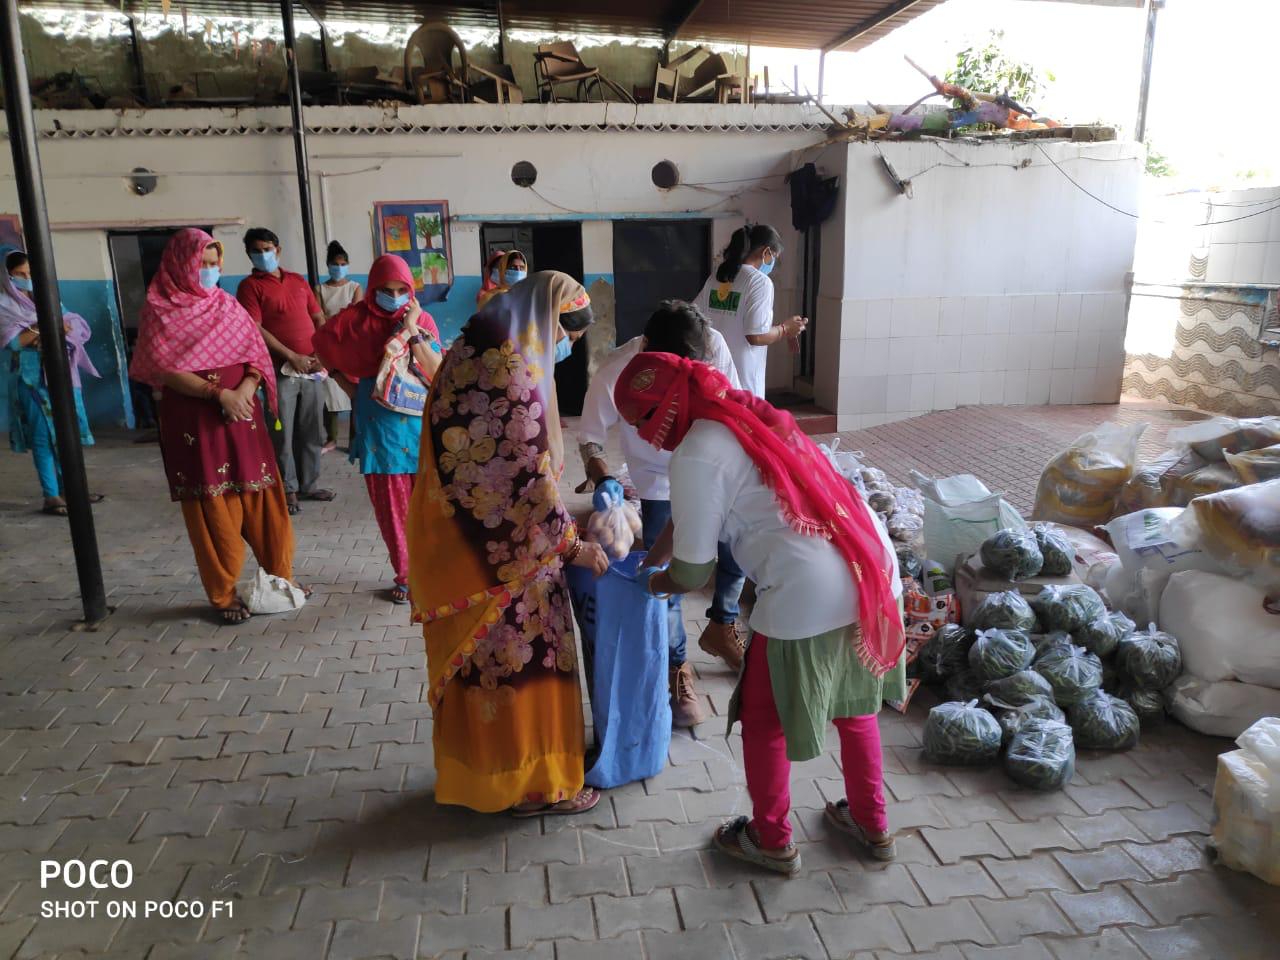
{"left": 0, "top": 215, "right": 21, "bottom": 250}
{"left": 372, "top": 200, "right": 452, "bottom": 304}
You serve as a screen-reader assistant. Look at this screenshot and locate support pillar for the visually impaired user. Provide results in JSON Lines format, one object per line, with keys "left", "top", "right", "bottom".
{"left": 280, "top": 0, "right": 320, "bottom": 288}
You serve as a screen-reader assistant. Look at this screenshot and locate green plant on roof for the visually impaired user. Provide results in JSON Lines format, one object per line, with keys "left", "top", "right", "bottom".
{"left": 946, "top": 29, "right": 1051, "bottom": 111}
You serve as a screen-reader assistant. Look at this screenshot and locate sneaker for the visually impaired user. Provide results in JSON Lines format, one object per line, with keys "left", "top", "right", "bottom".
{"left": 698, "top": 621, "right": 744, "bottom": 672}
{"left": 669, "top": 663, "right": 706, "bottom": 728}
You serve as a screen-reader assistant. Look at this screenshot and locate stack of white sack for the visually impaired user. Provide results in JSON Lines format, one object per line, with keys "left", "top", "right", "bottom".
{"left": 1212, "top": 717, "right": 1280, "bottom": 884}
{"left": 1160, "top": 570, "right": 1280, "bottom": 737}
{"left": 1099, "top": 507, "right": 1225, "bottom": 626}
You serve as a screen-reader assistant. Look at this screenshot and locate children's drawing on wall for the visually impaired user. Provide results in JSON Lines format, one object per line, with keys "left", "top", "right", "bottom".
{"left": 382, "top": 215, "right": 412, "bottom": 252}
{"left": 373, "top": 201, "right": 452, "bottom": 304}
{"left": 0, "top": 215, "right": 22, "bottom": 249}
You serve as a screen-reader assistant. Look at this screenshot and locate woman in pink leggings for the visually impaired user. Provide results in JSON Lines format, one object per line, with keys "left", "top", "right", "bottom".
{"left": 618, "top": 351, "right": 906, "bottom": 876}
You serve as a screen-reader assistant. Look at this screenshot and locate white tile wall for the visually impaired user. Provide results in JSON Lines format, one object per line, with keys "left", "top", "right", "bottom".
{"left": 829, "top": 290, "right": 1129, "bottom": 418}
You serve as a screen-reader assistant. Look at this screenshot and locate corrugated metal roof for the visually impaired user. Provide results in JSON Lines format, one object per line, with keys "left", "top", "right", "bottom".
{"left": 19, "top": 0, "right": 948, "bottom": 51}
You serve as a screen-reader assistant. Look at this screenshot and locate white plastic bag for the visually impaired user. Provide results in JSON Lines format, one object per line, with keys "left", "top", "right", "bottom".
{"left": 1032, "top": 421, "right": 1147, "bottom": 527}
{"left": 1212, "top": 716, "right": 1280, "bottom": 885}
{"left": 1167, "top": 415, "right": 1280, "bottom": 462}
{"left": 585, "top": 496, "right": 643, "bottom": 561}
{"left": 1105, "top": 508, "right": 1223, "bottom": 579}
{"left": 1168, "top": 675, "right": 1280, "bottom": 738}
{"left": 1159, "top": 570, "right": 1280, "bottom": 687}
{"left": 245, "top": 568, "right": 307, "bottom": 614}
{"left": 819, "top": 438, "right": 867, "bottom": 494}
{"left": 323, "top": 374, "right": 352, "bottom": 413}
{"left": 912, "top": 470, "right": 1026, "bottom": 575}
{"left": 1175, "top": 478, "right": 1280, "bottom": 595}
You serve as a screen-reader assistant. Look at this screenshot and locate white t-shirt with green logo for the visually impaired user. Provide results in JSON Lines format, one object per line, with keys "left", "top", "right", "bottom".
{"left": 693, "top": 263, "right": 774, "bottom": 398}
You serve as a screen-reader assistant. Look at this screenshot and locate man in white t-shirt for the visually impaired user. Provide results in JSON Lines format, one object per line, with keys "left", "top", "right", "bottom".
{"left": 578, "top": 301, "right": 740, "bottom": 727}
{"left": 692, "top": 224, "right": 807, "bottom": 399}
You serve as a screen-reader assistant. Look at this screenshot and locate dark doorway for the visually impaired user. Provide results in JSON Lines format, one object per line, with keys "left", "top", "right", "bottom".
{"left": 798, "top": 226, "right": 821, "bottom": 381}
{"left": 109, "top": 227, "right": 211, "bottom": 428}
{"left": 479, "top": 221, "right": 587, "bottom": 415}
{"left": 612, "top": 220, "right": 711, "bottom": 345}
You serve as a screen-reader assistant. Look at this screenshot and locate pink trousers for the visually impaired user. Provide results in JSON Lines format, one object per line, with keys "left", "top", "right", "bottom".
{"left": 364, "top": 473, "right": 414, "bottom": 587}
{"left": 740, "top": 634, "right": 889, "bottom": 849}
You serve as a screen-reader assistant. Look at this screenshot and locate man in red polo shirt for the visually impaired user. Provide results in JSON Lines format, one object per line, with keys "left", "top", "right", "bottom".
{"left": 236, "top": 227, "right": 335, "bottom": 513}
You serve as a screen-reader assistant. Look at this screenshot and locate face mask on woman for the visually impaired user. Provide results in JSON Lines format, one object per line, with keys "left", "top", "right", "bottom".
{"left": 490, "top": 269, "right": 501, "bottom": 285}
{"left": 758, "top": 252, "right": 777, "bottom": 277}
{"left": 376, "top": 289, "right": 411, "bottom": 313}
{"left": 504, "top": 268, "right": 527, "bottom": 286}
{"left": 249, "top": 250, "right": 279, "bottom": 273}
{"left": 328, "top": 264, "right": 349, "bottom": 282}
{"left": 554, "top": 335, "right": 573, "bottom": 364}
{"left": 199, "top": 267, "right": 221, "bottom": 290}
{"left": 10, "top": 276, "right": 33, "bottom": 292}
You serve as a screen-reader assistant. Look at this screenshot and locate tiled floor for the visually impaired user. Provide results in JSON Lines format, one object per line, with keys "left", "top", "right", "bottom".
{"left": 0, "top": 399, "right": 1275, "bottom": 959}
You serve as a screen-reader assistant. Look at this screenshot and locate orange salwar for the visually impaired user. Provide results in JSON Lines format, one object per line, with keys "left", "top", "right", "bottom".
{"left": 180, "top": 484, "right": 294, "bottom": 609}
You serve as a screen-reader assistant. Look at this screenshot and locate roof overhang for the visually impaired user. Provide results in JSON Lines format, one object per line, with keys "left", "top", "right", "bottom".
{"left": 20, "top": 0, "right": 949, "bottom": 52}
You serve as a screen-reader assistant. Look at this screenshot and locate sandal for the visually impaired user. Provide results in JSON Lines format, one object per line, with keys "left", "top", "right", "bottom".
{"left": 714, "top": 816, "right": 801, "bottom": 876}
{"left": 293, "top": 583, "right": 313, "bottom": 599}
{"left": 299, "top": 489, "right": 336, "bottom": 502}
{"left": 41, "top": 501, "right": 68, "bottom": 516}
{"left": 286, "top": 494, "right": 300, "bottom": 516}
{"left": 511, "top": 788, "right": 601, "bottom": 818}
{"left": 217, "top": 601, "right": 252, "bottom": 624}
{"left": 825, "top": 800, "right": 896, "bottom": 861}
{"left": 389, "top": 584, "right": 410, "bottom": 605}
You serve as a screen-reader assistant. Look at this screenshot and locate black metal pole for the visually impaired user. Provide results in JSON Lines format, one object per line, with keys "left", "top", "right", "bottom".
{"left": 1134, "top": 0, "right": 1161, "bottom": 143}
{"left": 1, "top": 0, "right": 107, "bottom": 624}
{"left": 127, "top": 15, "right": 147, "bottom": 104}
{"left": 280, "top": 0, "right": 320, "bottom": 288}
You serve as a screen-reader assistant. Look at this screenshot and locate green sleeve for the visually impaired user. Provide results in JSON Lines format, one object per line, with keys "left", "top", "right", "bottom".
{"left": 669, "top": 557, "right": 716, "bottom": 591}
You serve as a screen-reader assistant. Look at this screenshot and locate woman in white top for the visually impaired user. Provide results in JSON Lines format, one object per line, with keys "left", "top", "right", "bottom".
{"left": 619, "top": 352, "right": 906, "bottom": 877}
{"left": 692, "top": 223, "right": 807, "bottom": 400}
{"left": 315, "top": 240, "right": 363, "bottom": 452}
{"left": 577, "top": 300, "right": 740, "bottom": 729}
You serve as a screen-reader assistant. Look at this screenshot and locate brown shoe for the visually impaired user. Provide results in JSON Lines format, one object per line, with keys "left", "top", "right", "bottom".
{"left": 669, "top": 663, "right": 706, "bottom": 728}
{"left": 699, "top": 621, "right": 744, "bottom": 672}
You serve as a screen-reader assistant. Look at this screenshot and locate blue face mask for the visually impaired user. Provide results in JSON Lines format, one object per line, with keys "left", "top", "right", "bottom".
{"left": 199, "top": 266, "right": 221, "bottom": 290}
{"left": 758, "top": 254, "right": 776, "bottom": 277}
{"left": 376, "top": 290, "right": 411, "bottom": 313}
{"left": 328, "top": 264, "right": 348, "bottom": 281}
{"left": 249, "top": 249, "right": 279, "bottom": 273}
{"left": 554, "top": 335, "right": 573, "bottom": 364}
{"left": 504, "top": 269, "right": 527, "bottom": 286}
{"left": 490, "top": 269, "right": 500, "bottom": 284}
{"left": 11, "top": 276, "right": 33, "bottom": 292}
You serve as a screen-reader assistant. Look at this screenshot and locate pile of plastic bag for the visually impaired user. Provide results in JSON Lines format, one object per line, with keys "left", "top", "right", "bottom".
{"left": 1211, "top": 717, "right": 1280, "bottom": 885}
{"left": 912, "top": 470, "right": 1024, "bottom": 575}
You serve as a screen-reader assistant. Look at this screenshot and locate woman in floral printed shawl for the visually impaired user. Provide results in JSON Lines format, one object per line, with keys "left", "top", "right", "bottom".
{"left": 407, "top": 270, "right": 607, "bottom": 815}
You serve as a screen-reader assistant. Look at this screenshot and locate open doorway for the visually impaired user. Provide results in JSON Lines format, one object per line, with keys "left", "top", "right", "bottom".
{"left": 109, "top": 227, "right": 211, "bottom": 429}
{"left": 479, "top": 221, "right": 587, "bottom": 415}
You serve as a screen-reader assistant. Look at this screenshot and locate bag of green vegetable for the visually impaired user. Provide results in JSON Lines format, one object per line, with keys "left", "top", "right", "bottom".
{"left": 944, "top": 668, "right": 984, "bottom": 703}
{"left": 1031, "top": 523, "right": 1075, "bottom": 577}
{"left": 923, "top": 700, "right": 1003, "bottom": 765}
{"left": 1035, "top": 644, "right": 1104, "bottom": 707}
{"left": 1124, "top": 687, "right": 1166, "bottom": 726}
{"left": 917, "top": 623, "right": 972, "bottom": 684}
{"left": 984, "top": 669, "right": 1054, "bottom": 706}
{"left": 1032, "top": 631, "right": 1075, "bottom": 662}
{"left": 1116, "top": 625, "right": 1183, "bottom": 691}
{"left": 980, "top": 528, "right": 1044, "bottom": 581}
{"left": 968, "top": 629, "right": 1036, "bottom": 684}
{"left": 1031, "top": 583, "right": 1107, "bottom": 633}
{"left": 1075, "top": 611, "right": 1135, "bottom": 659}
{"left": 1069, "top": 691, "right": 1141, "bottom": 750}
{"left": 986, "top": 693, "right": 1066, "bottom": 744}
{"left": 968, "top": 590, "right": 1039, "bottom": 633}
{"left": 1005, "top": 717, "right": 1076, "bottom": 790}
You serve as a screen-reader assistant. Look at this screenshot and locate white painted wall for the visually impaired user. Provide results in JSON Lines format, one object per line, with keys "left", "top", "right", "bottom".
{"left": 811, "top": 138, "right": 1143, "bottom": 430}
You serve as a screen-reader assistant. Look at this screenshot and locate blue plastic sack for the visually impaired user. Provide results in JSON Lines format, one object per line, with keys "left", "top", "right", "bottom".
{"left": 566, "top": 552, "right": 672, "bottom": 789}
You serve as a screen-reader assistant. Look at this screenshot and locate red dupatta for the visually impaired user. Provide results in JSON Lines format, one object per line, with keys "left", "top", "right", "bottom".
{"left": 614, "top": 352, "right": 905, "bottom": 677}
{"left": 313, "top": 255, "right": 439, "bottom": 380}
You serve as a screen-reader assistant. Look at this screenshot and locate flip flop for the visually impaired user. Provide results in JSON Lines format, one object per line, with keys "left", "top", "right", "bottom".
{"left": 88, "top": 494, "right": 105, "bottom": 503}
{"left": 713, "top": 816, "right": 801, "bottom": 876}
{"left": 286, "top": 495, "right": 300, "bottom": 516}
{"left": 389, "top": 584, "right": 410, "bottom": 605}
{"left": 299, "top": 489, "right": 336, "bottom": 502}
{"left": 825, "top": 800, "right": 896, "bottom": 861}
{"left": 511, "top": 788, "right": 601, "bottom": 818}
{"left": 41, "top": 503, "right": 68, "bottom": 517}
{"left": 217, "top": 601, "right": 252, "bottom": 624}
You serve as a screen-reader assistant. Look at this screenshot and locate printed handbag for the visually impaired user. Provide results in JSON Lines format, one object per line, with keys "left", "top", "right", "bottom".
{"left": 373, "top": 325, "right": 432, "bottom": 416}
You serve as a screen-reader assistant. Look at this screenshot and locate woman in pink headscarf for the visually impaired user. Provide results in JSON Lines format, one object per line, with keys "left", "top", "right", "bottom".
{"left": 314, "top": 255, "right": 442, "bottom": 604}
{"left": 619, "top": 352, "right": 906, "bottom": 876}
{"left": 131, "top": 228, "right": 299, "bottom": 623}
